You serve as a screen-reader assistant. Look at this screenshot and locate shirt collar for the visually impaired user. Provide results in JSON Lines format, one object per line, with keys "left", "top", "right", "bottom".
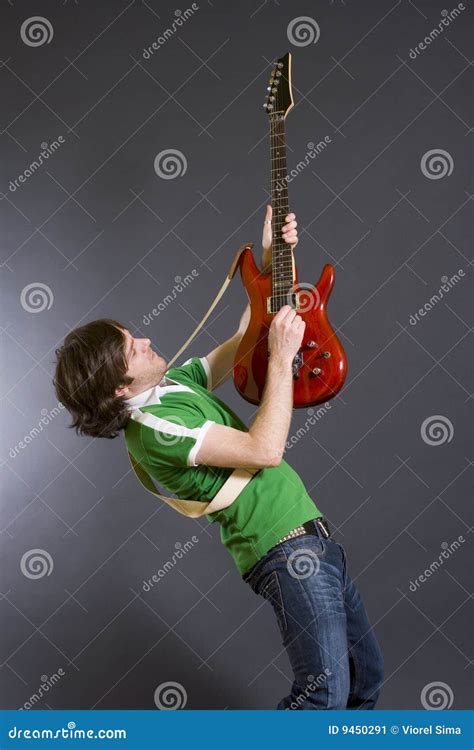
{"left": 124, "top": 373, "right": 173, "bottom": 409}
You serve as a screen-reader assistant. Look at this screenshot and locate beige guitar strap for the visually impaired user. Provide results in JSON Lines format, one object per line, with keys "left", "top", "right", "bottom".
{"left": 127, "top": 242, "right": 259, "bottom": 518}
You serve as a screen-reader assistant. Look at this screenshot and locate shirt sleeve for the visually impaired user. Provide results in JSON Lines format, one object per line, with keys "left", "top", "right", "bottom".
{"left": 164, "top": 356, "right": 212, "bottom": 390}
{"left": 136, "top": 405, "right": 215, "bottom": 468}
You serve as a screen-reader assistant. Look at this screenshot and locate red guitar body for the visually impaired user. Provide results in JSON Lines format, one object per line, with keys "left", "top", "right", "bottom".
{"left": 233, "top": 247, "right": 348, "bottom": 407}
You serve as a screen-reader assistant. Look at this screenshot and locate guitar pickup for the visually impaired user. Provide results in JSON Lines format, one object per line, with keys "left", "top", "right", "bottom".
{"left": 266, "top": 292, "right": 300, "bottom": 314}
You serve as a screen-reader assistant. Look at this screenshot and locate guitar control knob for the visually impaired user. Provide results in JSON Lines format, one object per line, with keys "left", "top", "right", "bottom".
{"left": 306, "top": 340, "right": 316, "bottom": 348}
{"left": 311, "top": 368, "right": 322, "bottom": 376}
{"left": 322, "top": 351, "right": 331, "bottom": 358}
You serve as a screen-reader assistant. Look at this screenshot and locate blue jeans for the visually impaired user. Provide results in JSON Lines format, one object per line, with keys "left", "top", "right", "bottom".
{"left": 242, "top": 519, "right": 384, "bottom": 709}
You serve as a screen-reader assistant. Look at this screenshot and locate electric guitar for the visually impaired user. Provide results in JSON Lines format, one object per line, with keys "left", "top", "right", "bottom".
{"left": 233, "top": 52, "right": 348, "bottom": 407}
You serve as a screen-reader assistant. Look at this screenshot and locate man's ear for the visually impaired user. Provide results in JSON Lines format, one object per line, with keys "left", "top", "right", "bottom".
{"left": 115, "top": 385, "right": 128, "bottom": 398}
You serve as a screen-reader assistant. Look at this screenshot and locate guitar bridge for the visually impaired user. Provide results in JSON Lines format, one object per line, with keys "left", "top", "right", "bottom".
{"left": 266, "top": 292, "right": 300, "bottom": 314}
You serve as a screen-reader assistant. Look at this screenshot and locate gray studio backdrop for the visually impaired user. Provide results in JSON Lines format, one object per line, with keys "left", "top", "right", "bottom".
{"left": 1, "top": 0, "right": 472, "bottom": 711}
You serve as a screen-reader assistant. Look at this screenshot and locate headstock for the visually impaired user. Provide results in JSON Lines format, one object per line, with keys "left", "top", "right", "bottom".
{"left": 263, "top": 52, "right": 294, "bottom": 120}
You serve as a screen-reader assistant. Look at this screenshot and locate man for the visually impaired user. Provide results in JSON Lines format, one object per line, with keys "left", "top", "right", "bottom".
{"left": 53, "top": 205, "right": 384, "bottom": 709}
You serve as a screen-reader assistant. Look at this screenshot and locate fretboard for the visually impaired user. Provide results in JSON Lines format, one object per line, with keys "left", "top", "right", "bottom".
{"left": 270, "top": 117, "right": 295, "bottom": 300}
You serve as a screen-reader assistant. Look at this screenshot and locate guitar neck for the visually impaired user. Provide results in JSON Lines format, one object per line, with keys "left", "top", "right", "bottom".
{"left": 270, "top": 117, "right": 295, "bottom": 297}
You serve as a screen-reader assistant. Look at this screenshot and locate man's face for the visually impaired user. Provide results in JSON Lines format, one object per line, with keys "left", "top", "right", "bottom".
{"left": 114, "top": 326, "right": 167, "bottom": 399}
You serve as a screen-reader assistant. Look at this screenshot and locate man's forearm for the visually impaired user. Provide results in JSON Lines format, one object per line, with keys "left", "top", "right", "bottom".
{"left": 248, "top": 355, "right": 293, "bottom": 465}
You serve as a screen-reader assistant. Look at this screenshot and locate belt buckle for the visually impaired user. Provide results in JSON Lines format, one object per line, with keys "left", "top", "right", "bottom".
{"left": 315, "top": 517, "right": 330, "bottom": 539}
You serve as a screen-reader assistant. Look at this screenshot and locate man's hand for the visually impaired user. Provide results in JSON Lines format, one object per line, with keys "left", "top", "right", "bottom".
{"left": 262, "top": 204, "right": 299, "bottom": 271}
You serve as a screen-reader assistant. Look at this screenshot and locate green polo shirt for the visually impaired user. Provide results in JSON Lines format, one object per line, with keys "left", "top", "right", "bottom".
{"left": 124, "top": 356, "right": 322, "bottom": 576}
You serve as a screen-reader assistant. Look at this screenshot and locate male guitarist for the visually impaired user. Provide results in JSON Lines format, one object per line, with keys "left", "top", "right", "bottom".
{"left": 53, "top": 205, "right": 384, "bottom": 709}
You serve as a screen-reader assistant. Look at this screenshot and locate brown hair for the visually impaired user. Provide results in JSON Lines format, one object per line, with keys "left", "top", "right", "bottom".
{"left": 53, "top": 318, "right": 133, "bottom": 439}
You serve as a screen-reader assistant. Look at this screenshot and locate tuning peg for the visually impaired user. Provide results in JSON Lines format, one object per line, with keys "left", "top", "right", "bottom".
{"left": 277, "top": 62, "right": 284, "bottom": 69}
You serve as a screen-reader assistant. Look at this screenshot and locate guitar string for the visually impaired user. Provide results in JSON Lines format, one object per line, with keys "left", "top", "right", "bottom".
{"left": 270, "top": 113, "right": 295, "bottom": 309}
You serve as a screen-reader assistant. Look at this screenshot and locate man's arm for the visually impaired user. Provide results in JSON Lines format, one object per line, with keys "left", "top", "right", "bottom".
{"left": 205, "top": 207, "right": 299, "bottom": 389}
{"left": 205, "top": 304, "right": 250, "bottom": 390}
{"left": 195, "top": 305, "right": 305, "bottom": 469}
